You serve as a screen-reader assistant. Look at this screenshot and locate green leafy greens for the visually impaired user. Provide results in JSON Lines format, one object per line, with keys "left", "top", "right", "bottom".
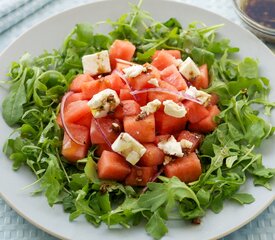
{"left": 1, "top": 2, "right": 274, "bottom": 239}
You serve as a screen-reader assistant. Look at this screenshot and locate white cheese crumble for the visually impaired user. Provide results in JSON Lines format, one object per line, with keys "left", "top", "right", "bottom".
{"left": 122, "top": 65, "right": 147, "bottom": 78}
{"left": 82, "top": 50, "right": 111, "bottom": 76}
{"left": 140, "top": 99, "right": 161, "bottom": 116}
{"left": 158, "top": 136, "right": 184, "bottom": 157}
{"left": 174, "top": 58, "right": 183, "bottom": 67}
{"left": 147, "top": 78, "right": 159, "bottom": 87}
{"left": 163, "top": 100, "right": 187, "bottom": 118}
{"left": 163, "top": 156, "right": 173, "bottom": 165}
{"left": 87, "top": 89, "right": 120, "bottom": 118}
{"left": 111, "top": 132, "right": 146, "bottom": 165}
{"left": 178, "top": 57, "right": 201, "bottom": 80}
{"left": 180, "top": 139, "right": 193, "bottom": 149}
{"left": 185, "top": 86, "right": 211, "bottom": 105}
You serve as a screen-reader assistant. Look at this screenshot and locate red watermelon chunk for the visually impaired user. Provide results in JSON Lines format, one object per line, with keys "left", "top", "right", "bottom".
{"left": 109, "top": 40, "right": 136, "bottom": 69}
{"left": 161, "top": 64, "right": 188, "bottom": 91}
{"left": 98, "top": 150, "right": 131, "bottom": 181}
{"left": 105, "top": 72, "right": 125, "bottom": 93}
{"left": 155, "top": 110, "right": 187, "bottom": 135}
{"left": 121, "top": 100, "right": 141, "bottom": 116}
{"left": 138, "top": 143, "right": 165, "bottom": 166}
{"left": 147, "top": 80, "right": 180, "bottom": 104}
{"left": 69, "top": 74, "right": 94, "bottom": 92}
{"left": 184, "top": 100, "right": 209, "bottom": 123}
{"left": 90, "top": 117, "right": 122, "bottom": 144}
{"left": 81, "top": 78, "right": 111, "bottom": 100}
{"left": 64, "top": 100, "right": 92, "bottom": 124}
{"left": 125, "top": 166, "right": 157, "bottom": 186}
{"left": 61, "top": 124, "right": 90, "bottom": 162}
{"left": 188, "top": 105, "right": 220, "bottom": 133}
{"left": 124, "top": 114, "right": 155, "bottom": 143}
{"left": 164, "top": 152, "right": 202, "bottom": 183}
{"left": 192, "top": 64, "right": 209, "bottom": 89}
{"left": 152, "top": 50, "right": 181, "bottom": 60}
{"left": 151, "top": 50, "right": 177, "bottom": 70}
{"left": 177, "top": 130, "right": 203, "bottom": 153}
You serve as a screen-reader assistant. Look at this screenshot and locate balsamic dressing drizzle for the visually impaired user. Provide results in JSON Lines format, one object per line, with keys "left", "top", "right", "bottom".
{"left": 244, "top": 0, "right": 275, "bottom": 29}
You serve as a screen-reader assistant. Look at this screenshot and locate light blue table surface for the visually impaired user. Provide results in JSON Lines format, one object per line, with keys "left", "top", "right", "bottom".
{"left": 0, "top": 0, "right": 274, "bottom": 239}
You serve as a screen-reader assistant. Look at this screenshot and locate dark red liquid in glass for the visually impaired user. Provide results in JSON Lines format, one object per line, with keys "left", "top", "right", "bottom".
{"left": 245, "top": 0, "right": 275, "bottom": 29}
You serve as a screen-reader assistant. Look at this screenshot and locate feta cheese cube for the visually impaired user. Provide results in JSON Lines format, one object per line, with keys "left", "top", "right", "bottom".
{"left": 82, "top": 50, "right": 111, "bottom": 76}
{"left": 87, "top": 88, "right": 120, "bottom": 118}
{"left": 111, "top": 132, "right": 146, "bottom": 165}
{"left": 180, "top": 139, "right": 193, "bottom": 149}
{"left": 163, "top": 100, "right": 187, "bottom": 118}
{"left": 147, "top": 78, "right": 159, "bottom": 87}
{"left": 140, "top": 99, "right": 161, "bottom": 116}
{"left": 122, "top": 65, "right": 147, "bottom": 78}
{"left": 158, "top": 136, "right": 184, "bottom": 157}
{"left": 163, "top": 156, "right": 173, "bottom": 165}
{"left": 127, "top": 151, "right": 140, "bottom": 164}
{"left": 178, "top": 57, "right": 201, "bottom": 80}
{"left": 174, "top": 59, "right": 183, "bottom": 67}
{"left": 185, "top": 86, "right": 211, "bottom": 105}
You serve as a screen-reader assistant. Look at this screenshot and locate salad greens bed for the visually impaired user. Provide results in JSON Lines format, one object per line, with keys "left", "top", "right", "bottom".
{"left": 2, "top": 2, "right": 275, "bottom": 239}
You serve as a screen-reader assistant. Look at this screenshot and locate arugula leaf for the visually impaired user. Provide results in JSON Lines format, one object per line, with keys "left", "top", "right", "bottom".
{"left": 84, "top": 157, "right": 100, "bottom": 183}
{"left": 75, "top": 23, "right": 94, "bottom": 43}
{"left": 231, "top": 193, "right": 255, "bottom": 204}
{"left": 191, "top": 47, "right": 215, "bottom": 68}
{"left": 207, "top": 38, "right": 239, "bottom": 54}
{"left": 70, "top": 196, "right": 100, "bottom": 225}
{"left": 69, "top": 173, "right": 89, "bottom": 191}
{"left": 238, "top": 57, "right": 258, "bottom": 79}
{"left": 2, "top": 69, "right": 27, "bottom": 125}
{"left": 40, "top": 154, "right": 65, "bottom": 206}
{"left": 145, "top": 210, "right": 168, "bottom": 240}
{"left": 138, "top": 177, "right": 202, "bottom": 219}
{"left": 33, "top": 70, "right": 67, "bottom": 107}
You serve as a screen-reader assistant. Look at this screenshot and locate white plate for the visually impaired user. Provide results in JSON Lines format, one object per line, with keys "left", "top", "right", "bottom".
{"left": 0, "top": 0, "right": 274, "bottom": 239}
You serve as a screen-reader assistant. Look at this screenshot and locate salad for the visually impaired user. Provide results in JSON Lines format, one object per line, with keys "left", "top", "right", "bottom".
{"left": 2, "top": 2, "right": 275, "bottom": 239}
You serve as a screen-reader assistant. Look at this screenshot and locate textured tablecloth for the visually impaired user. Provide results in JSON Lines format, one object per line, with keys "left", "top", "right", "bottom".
{"left": 0, "top": 0, "right": 274, "bottom": 239}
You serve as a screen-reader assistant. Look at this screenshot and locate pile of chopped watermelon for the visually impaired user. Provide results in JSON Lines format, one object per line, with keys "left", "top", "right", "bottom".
{"left": 57, "top": 39, "right": 220, "bottom": 187}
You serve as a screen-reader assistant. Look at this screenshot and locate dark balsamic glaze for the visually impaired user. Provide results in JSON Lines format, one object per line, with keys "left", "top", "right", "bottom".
{"left": 244, "top": 0, "right": 275, "bottom": 29}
